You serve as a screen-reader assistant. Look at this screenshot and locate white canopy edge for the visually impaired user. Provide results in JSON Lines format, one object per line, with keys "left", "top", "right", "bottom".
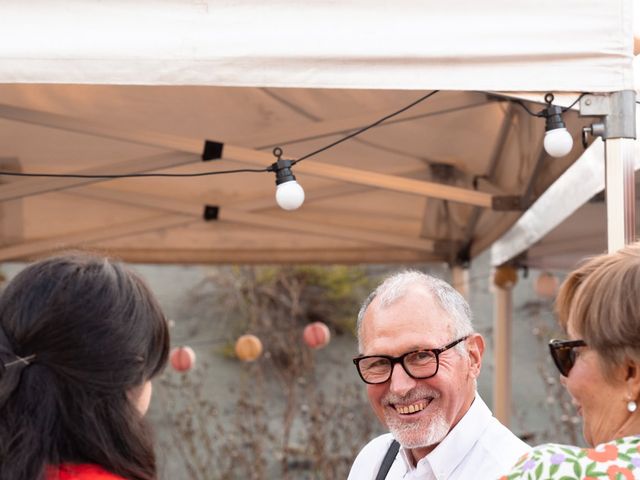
{"left": 0, "top": 0, "right": 633, "bottom": 91}
{"left": 490, "top": 135, "right": 640, "bottom": 267}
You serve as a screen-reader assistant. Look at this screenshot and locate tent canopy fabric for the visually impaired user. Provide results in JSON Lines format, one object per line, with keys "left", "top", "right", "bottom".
{"left": 491, "top": 132, "right": 640, "bottom": 270}
{"left": 1, "top": 0, "right": 633, "bottom": 92}
{"left": 0, "top": 1, "right": 633, "bottom": 265}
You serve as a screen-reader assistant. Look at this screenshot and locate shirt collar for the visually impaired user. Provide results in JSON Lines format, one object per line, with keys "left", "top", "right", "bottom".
{"left": 399, "top": 394, "right": 492, "bottom": 479}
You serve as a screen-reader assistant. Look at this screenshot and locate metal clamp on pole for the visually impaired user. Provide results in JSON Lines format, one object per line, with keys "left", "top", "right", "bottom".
{"left": 580, "top": 90, "right": 636, "bottom": 141}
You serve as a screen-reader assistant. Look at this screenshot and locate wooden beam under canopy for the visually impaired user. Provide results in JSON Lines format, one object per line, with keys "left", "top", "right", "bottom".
{"left": 0, "top": 103, "right": 497, "bottom": 208}
{"left": 68, "top": 186, "right": 440, "bottom": 252}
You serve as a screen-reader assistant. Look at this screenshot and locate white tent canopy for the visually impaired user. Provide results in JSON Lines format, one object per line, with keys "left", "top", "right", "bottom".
{"left": 0, "top": 0, "right": 634, "bottom": 430}
{"left": 1, "top": 0, "right": 633, "bottom": 91}
{"left": 0, "top": 0, "right": 633, "bottom": 267}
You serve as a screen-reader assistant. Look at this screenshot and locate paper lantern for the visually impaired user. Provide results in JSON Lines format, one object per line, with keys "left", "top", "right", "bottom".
{"left": 235, "top": 334, "right": 263, "bottom": 362}
{"left": 170, "top": 346, "right": 196, "bottom": 372}
{"left": 535, "top": 272, "right": 559, "bottom": 299}
{"left": 493, "top": 266, "right": 518, "bottom": 289}
{"left": 303, "top": 322, "right": 331, "bottom": 349}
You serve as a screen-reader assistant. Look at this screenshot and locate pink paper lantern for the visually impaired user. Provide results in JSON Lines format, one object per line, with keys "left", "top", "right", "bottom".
{"left": 303, "top": 322, "right": 331, "bottom": 349}
{"left": 535, "top": 272, "right": 559, "bottom": 299}
{"left": 170, "top": 346, "right": 196, "bottom": 372}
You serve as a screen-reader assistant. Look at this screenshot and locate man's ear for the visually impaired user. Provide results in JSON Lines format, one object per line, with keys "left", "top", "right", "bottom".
{"left": 466, "top": 334, "right": 484, "bottom": 379}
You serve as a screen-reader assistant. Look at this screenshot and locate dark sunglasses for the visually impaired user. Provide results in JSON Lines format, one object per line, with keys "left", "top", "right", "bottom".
{"left": 548, "top": 338, "right": 587, "bottom": 377}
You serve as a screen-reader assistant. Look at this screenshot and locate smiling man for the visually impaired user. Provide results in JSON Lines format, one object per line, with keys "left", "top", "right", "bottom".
{"left": 348, "top": 271, "right": 529, "bottom": 480}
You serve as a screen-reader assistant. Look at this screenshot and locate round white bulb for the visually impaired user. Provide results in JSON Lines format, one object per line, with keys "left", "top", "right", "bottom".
{"left": 275, "top": 180, "right": 305, "bottom": 210}
{"left": 543, "top": 128, "right": 573, "bottom": 158}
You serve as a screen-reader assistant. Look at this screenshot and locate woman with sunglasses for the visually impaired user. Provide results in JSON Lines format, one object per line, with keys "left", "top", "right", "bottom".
{"left": 501, "top": 244, "right": 640, "bottom": 479}
{"left": 0, "top": 253, "right": 170, "bottom": 480}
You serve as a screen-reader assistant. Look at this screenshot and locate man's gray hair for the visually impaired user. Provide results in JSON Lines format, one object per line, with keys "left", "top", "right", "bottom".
{"left": 356, "top": 270, "right": 474, "bottom": 352}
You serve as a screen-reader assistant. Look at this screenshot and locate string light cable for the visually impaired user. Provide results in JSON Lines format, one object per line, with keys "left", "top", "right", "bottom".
{"left": 290, "top": 90, "right": 440, "bottom": 165}
{"left": 0, "top": 90, "right": 441, "bottom": 209}
{"left": 0, "top": 167, "right": 269, "bottom": 179}
{"left": 514, "top": 92, "right": 587, "bottom": 118}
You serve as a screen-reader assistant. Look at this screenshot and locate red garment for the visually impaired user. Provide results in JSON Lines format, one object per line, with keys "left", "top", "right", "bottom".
{"left": 46, "top": 464, "right": 126, "bottom": 480}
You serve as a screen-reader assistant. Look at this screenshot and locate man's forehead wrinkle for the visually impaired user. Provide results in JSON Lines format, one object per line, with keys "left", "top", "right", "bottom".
{"left": 372, "top": 288, "right": 452, "bottom": 327}
{"left": 375, "top": 284, "right": 431, "bottom": 309}
{"left": 365, "top": 308, "right": 455, "bottom": 347}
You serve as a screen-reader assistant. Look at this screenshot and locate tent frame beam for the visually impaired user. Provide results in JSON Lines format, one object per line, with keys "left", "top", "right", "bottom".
{"left": 490, "top": 90, "right": 638, "bottom": 265}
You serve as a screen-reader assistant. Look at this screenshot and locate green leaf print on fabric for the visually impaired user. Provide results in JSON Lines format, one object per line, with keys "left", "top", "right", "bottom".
{"left": 499, "top": 437, "right": 640, "bottom": 480}
{"left": 571, "top": 459, "right": 581, "bottom": 478}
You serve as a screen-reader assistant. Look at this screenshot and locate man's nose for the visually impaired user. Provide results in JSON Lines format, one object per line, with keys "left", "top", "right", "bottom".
{"left": 389, "top": 362, "right": 417, "bottom": 396}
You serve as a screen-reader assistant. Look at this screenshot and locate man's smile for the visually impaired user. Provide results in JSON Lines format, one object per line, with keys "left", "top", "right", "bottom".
{"left": 394, "top": 399, "right": 430, "bottom": 415}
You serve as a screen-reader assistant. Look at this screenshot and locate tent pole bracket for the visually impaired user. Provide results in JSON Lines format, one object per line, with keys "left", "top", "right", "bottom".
{"left": 491, "top": 195, "right": 524, "bottom": 211}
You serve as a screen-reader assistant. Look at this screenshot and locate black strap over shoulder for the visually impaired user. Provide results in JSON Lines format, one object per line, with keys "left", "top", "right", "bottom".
{"left": 375, "top": 439, "right": 400, "bottom": 480}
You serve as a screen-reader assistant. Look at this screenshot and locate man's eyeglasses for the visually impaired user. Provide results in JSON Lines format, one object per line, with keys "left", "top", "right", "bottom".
{"left": 548, "top": 338, "right": 587, "bottom": 377}
{"left": 352, "top": 336, "right": 469, "bottom": 385}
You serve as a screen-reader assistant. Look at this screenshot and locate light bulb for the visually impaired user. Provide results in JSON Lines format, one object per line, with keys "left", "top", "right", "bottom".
{"left": 276, "top": 180, "right": 305, "bottom": 210}
{"left": 269, "top": 154, "right": 305, "bottom": 211}
{"left": 543, "top": 128, "right": 573, "bottom": 158}
{"left": 541, "top": 101, "right": 573, "bottom": 158}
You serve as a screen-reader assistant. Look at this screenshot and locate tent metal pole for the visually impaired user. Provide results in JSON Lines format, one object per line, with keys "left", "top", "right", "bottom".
{"left": 604, "top": 138, "right": 636, "bottom": 252}
{"left": 581, "top": 90, "right": 636, "bottom": 252}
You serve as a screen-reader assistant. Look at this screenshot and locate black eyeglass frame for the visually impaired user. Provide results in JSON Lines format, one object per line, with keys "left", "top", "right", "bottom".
{"left": 352, "top": 336, "right": 469, "bottom": 385}
{"left": 548, "top": 338, "right": 587, "bottom": 377}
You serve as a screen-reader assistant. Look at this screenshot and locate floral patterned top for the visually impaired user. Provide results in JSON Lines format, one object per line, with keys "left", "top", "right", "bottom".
{"left": 499, "top": 435, "right": 640, "bottom": 480}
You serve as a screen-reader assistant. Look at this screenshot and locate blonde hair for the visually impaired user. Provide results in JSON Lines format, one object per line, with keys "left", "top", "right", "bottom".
{"left": 556, "top": 243, "right": 640, "bottom": 374}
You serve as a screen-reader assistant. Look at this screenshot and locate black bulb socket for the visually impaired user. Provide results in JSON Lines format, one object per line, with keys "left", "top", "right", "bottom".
{"left": 270, "top": 159, "right": 297, "bottom": 186}
{"left": 543, "top": 105, "right": 566, "bottom": 131}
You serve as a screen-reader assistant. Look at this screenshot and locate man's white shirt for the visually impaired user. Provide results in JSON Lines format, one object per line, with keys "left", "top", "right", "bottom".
{"left": 347, "top": 395, "right": 530, "bottom": 480}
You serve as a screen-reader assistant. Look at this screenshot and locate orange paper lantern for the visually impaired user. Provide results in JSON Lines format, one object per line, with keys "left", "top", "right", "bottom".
{"left": 303, "top": 322, "right": 331, "bottom": 349}
{"left": 235, "top": 334, "right": 263, "bottom": 362}
{"left": 535, "top": 272, "right": 559, "bottom": 299}
{"left": 170, "top": 346, "right": 196, "bottom": 372}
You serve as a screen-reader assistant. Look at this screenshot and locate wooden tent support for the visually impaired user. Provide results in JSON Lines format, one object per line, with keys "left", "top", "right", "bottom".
{"left": 492, "top": 265, "right": 518, "bottom": 427}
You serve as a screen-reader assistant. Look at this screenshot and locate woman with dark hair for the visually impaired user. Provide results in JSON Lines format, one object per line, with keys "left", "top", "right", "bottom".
{"left": 0, "top": 253, "right": 170, "bottom": 480}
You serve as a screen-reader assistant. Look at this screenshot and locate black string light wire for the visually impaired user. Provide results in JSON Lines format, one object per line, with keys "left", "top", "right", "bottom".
{"left": 514, "top": 92, "right": 588, "bottom": 118}
{"left": 0, "top": 167, "right": 269, "bottom": 179}
{"left": 0, "top": 90, "right": 441, "bottom": 180}
{"left": 291, "top": 90, "right": 440, "bottom": 165}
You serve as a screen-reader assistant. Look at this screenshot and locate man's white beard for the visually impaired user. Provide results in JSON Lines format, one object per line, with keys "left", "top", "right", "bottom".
{"left": 385, "top": 407, "right": 451, "bottom": 449}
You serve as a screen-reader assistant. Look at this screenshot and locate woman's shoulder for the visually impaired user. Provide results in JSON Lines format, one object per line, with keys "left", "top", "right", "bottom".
{"left": 499, "top": 436, "right": 640, "bottom": 479}
{"left": 47, "top": 464, "right": 127, "bottom": 480}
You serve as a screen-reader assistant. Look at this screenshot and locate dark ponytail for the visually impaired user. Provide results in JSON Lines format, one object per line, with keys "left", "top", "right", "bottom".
{"left": 0, "top": 254, "right": 169, "bottom": 480}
